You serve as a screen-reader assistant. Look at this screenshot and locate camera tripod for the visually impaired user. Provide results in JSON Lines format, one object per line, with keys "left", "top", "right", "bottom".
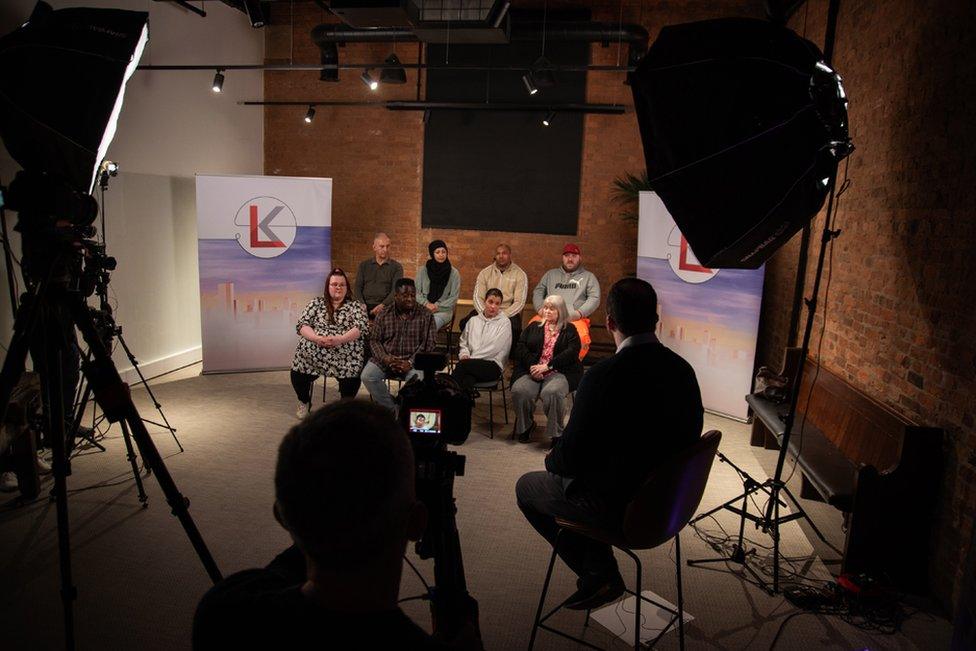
{"left": 0, "top": 276, "right": 222, "bottom": 650}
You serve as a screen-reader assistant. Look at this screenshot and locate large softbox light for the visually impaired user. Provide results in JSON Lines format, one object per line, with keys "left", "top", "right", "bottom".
{"left": 630, "top": 17, "right": 851, "bottom": 269}
{"left": 0, "top": 1, "right": 149, "bottom": 195}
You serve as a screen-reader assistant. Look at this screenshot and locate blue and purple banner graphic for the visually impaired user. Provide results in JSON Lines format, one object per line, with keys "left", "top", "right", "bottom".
{"left": 196, "top": 175, "right": 332, "bottom": 372}
{"left": 638, "top": 192, "right": 764, "bottom": 420}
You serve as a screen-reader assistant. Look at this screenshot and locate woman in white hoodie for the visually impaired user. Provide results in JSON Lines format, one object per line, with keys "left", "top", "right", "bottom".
{"left": 451, "top": 288, "right": 512, "bottom": 393}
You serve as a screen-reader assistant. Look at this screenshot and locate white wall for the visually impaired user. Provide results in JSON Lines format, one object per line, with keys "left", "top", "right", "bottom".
{"left": 0, "top": 0, "right": 264, "bottom": 381}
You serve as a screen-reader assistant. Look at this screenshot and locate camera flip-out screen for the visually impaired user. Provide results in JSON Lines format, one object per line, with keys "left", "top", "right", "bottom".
{"left": 409, "top": 409, "right": 441, "bottom": 435}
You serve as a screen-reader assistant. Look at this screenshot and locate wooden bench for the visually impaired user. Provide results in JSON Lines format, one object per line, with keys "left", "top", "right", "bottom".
{"left": 747, "top": 349, "right": 943, "bottom": 591}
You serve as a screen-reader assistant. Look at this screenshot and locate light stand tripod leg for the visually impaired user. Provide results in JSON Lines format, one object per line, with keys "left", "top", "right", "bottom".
{"left": 118, "top": 420, "right": 148, "bottom": 506}
{"left": 67, "top": 379, "right": 105, "bottom": 453}
{"left": 115, "top": 331, "right": 183, "bottom": 452}
{"left": 68, "top": 298, "right": 222, "bottom": 584}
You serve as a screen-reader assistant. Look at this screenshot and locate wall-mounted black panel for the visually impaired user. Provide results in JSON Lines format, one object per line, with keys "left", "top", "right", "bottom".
{"left": 421, "top": 38, "right": 588, "bottom": 235}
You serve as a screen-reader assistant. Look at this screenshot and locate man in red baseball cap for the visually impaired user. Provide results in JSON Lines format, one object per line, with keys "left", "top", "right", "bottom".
{"left": 531, "top": 243, "right": 601, "bottom": 361}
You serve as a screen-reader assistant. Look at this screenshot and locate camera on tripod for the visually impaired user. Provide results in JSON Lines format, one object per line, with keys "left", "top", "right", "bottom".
{"left": 395, "top": 352, "right": 480, "bottom": 639}
{"left": 397, "top": 352, "right": 472, "bottom": 448}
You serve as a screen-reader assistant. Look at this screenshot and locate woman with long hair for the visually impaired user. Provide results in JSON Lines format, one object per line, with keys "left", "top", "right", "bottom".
{"left": 510, "top": 294, "right": 583, "bottom": 443}
{"left": 416, "top": 239, "right": 461, "bottom": 330}
{"left": 290, "top": 268, "right": 368, "bottom": 418}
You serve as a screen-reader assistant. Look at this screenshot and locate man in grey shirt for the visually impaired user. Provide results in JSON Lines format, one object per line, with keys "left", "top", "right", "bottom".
{"left": 532, "top": 243, "right": 600, "bottom": 360}
{"left": 354, "top": 232, "right": 404, "bottom": 319}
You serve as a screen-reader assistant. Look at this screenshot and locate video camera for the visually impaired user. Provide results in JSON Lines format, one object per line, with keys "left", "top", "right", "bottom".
{"left": 396, "top": 352, "right": 479, "bottom": 640}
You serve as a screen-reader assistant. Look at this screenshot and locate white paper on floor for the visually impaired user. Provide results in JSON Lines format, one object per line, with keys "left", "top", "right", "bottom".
{"left": 589, "top": 591, "right": 694, "bottom": 645}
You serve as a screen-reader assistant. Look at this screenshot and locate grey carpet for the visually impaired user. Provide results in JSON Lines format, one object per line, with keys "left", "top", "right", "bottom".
{"left": 0, "top": 369, "right": 952, "bottom": 649}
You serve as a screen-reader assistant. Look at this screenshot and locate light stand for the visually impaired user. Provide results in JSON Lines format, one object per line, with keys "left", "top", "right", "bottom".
{"left": 687, "top": 168, "right": 847, "bottom": 593}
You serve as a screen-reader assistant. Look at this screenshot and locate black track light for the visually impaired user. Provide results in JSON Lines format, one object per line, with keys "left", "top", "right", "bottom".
{"left": 212, "top": 69, "right": 224, "bottom": 93}
{"left": 380, "top": 53, "right": 407, "bottom": 85}
{"left": 542, "top": 110, "right": 555, "bottom": 126}
{"left": 360, "top": 69, "right": 378, "bottom": 91}
{"left": 522, "top": 72, "right": 538, "bottom": 96}
{"left": 304, "top": 106, "right": 315, "bottom": 124}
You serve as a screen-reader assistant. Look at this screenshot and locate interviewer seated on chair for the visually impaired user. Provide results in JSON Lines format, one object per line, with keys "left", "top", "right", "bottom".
{"left": 451, "top": 288, "right": 512, "bottom": 395}
{"left": 515, "top": 278, "right": 704, "bottom": 611}
{"left": 193, "top": 400, "right": 483, "bottom": 649}
{"left": 510, "top": 294, "right": 583, "bottom": 444}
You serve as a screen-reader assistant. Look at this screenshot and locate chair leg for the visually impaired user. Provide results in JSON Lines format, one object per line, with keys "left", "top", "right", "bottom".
{"left": 502, "top": 382, "right": 509, "bottom": 424}
{"left": 321, "top": 377, "right": 327, "bottom": 404}
{"left": 634, "top": 554, "right": 642, "bottom": 651}
{"left": 675, "top": 532, "right": 685, "bottom": 651}
{"left": 488, "top": 389, "right": 494, "bottom": 439}
{"left": 529, "top": 530, "right": 563, "bottom": 651}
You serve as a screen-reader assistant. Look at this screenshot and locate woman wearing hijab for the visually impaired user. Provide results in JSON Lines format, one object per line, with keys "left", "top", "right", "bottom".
{"left": 416, "top": 239, "right": 461, "bottom": 330}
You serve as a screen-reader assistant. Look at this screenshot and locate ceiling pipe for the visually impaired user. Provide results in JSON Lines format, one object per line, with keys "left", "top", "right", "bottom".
{"left": 310, "top": 20, "right": 649, "bottom": 65}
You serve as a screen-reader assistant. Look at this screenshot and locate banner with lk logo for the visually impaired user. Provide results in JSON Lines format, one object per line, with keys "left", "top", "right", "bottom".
{"left": 637, "top": 192, "right": 764, "bottom": 421}
{"left": 196, "top": 174, "right": 332, "bottom": 373}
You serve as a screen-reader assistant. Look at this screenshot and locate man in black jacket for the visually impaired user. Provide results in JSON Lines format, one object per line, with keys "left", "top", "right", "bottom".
{"left": 515, "top": 278, "right": 703, "bottom": 611}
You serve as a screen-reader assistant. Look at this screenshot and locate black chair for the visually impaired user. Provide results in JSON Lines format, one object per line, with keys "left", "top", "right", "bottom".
{"left": 528, "top": 430, "right": 722, "bottom": 651}
{"left": 434, "top": 312, "right": 457, "bottom": 370}
{"left": 472, "top": 377, "right": 508, "bottom": 438}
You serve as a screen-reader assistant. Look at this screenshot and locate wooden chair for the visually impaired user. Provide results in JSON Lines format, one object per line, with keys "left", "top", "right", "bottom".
{"left": 528, "top": 430, "right": 723, "bottom": 651}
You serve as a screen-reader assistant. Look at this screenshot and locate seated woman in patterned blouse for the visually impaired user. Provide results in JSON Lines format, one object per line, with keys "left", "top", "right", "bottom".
{"left": 291, "top": 268, "right": 369, "bottom": 418}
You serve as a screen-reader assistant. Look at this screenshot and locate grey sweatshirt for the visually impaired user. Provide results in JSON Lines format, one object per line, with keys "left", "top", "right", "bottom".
{"left": 532, "top": 266, "right": 601, "bottom": 319}
{"left": 459, "top": 312, "right": 512, "bottom": 371}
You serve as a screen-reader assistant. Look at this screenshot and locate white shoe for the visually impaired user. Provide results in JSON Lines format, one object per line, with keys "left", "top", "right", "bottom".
{"left": 0, "top": 471, "right": 17, "bottom": 492}
{"left": 296, "top": 402, "right": 310, "bottom": 419}
{"left": 36, "top": 452, "right": 52, "bottom": 474}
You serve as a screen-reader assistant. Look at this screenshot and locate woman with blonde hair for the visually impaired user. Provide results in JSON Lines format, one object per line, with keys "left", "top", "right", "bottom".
{"left": 510, "top": 294, "right": 583, "bottom": 443}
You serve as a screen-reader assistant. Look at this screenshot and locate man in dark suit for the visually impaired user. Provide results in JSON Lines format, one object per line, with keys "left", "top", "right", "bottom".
{"left": 515, "top": 278, "right": 703, "bottom": 611}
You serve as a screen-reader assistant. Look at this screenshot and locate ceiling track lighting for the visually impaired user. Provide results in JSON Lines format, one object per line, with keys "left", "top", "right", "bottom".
{"left": 212, "top": 69, "right": 225, "bottom": 93}
{"left": 542, "top": 110, "right": 555, "bottom": 126}
{"left": 522, "top": 73, "right": 538, "bottom": 96}
{"left": 360, "top": 69, "right": 378, "bottom": 91}
{"left": 304, "top": 105, "right": 315, "bottom": 124}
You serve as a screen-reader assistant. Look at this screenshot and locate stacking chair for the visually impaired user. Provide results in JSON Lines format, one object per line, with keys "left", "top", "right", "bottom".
{"left": 434, "top": 312, "right": 457, "bottom": 370}
{"left": 528, "top": 430, "right": 722, "bottom": 651}
{"left": 472, "top": 377, "right": 508, "bottom": 438}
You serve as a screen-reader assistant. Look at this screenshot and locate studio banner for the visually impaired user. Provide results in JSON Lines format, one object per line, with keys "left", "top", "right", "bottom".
{"left": 637, "top": 192, "right": 764, "bottom": 420}
{"left": 196, "top": 174, "right": 332, "bottom": 373}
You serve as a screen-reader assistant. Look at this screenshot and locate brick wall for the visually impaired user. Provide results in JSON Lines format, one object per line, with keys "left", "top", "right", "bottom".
{"left": 264, "top": 0, "right": 974, "bottom": 611}
{"left": 759, "top": 0, "right": 976, "bottom": 611}
{"left": 264, "top": 1, "right": 764, "bottom": 322}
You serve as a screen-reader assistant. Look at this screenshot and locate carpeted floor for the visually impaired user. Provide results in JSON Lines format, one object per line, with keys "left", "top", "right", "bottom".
{"left": 0, "top": 368, "right": 953, "bottom": 649}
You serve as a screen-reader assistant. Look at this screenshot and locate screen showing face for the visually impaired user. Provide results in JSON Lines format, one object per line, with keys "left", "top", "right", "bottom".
{"left": 409, "top": 409, "right": 441, "bottom": 434}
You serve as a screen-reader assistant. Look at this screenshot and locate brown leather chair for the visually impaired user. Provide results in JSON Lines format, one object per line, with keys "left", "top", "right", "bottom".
{"left": 528, "top": 429, "right": 722, "bottom": 651}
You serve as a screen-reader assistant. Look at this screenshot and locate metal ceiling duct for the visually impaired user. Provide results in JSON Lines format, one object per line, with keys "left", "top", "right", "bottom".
{"left": 311, "top": 20, "right": 649, "bottom": 65}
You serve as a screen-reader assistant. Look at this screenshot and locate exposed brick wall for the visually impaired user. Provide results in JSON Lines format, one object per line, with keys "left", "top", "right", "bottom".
{"left": 264, "top": 1, "right": 764, "bottom": 322}
{"left": 758, "top": 0, "right": 976, "bottom": 611}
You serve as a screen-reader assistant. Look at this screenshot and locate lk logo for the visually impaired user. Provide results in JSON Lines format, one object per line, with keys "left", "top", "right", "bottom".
{"left": 234, "top": 196, "right": 297, "bottom": 258}
{"left": 666, "top": 226, "right": 718, "bottom": 284}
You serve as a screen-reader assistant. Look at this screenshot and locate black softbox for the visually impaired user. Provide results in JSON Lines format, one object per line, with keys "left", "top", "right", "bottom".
{"left": 631, "top": 18, "right": 851, "bottom": 269}
{"left": 0, "top": 2, "right": 149, "bottom": 194}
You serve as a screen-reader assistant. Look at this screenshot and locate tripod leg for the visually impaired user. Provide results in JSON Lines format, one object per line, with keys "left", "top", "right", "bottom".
{"left": 115, "top": 332, "right": 183, "bottom": 452}
{"left": 32, "top": 303, "right": 78, "bottom": 650}
{"left": 780, "top": 483, "right": 832, "bottom": 545}
{"left": 67, "top": 379, "right": 105, "bottom": 454}
{"left": 69, "top": 299, "right": 222, "bottom": 584}
{"left": 118, "top": 420, "right": 148, "bottom": 506}
{"left": 773, "top": 488, "right": 781, "bottom": 593}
